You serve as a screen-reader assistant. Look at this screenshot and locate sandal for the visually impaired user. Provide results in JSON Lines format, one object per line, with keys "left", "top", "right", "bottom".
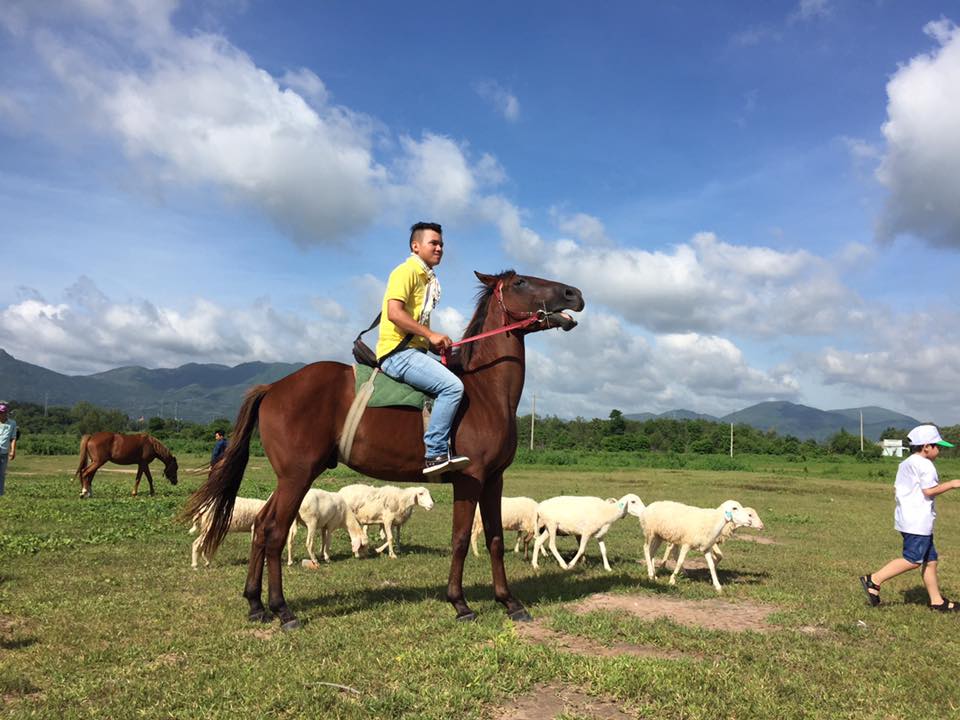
{"left": 859, "top": 575, "right": 881, "bottom": 607}
{"left": 929, "top": 599, "right": 960, "bottom": 612}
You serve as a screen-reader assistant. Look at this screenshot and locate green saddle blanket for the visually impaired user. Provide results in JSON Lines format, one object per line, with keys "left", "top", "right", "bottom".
{"left": 355, "top": 365, "right": 427, "bottom": 409}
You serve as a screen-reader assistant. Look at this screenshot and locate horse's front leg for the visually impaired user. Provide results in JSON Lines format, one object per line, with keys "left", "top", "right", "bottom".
{"left": 143, "top": 465, "right": 155, "bottom": 495}
{"left": 479, "top": 473, "right": 532, "bottom": 621}
{"left": 447, "top": 477, "right": 481, "bottom": 621}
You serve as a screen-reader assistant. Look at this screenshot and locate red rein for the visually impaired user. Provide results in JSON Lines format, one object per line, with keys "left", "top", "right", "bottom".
{"left": 440, "top": 281, "right": 545, "bottom": 366}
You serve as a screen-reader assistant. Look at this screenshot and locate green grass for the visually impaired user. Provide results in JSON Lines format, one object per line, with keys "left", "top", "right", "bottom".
{"left": 3, "top": 454, "right": 960, "bottom": 718}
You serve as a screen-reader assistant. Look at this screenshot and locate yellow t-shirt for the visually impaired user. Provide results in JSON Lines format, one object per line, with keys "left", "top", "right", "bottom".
{"left": 376, "top": 256, "right": 431, "bottom": 359}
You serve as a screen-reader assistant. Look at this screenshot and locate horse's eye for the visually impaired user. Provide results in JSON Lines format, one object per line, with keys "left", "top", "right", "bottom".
{"left": 513, "top": 278, "right": 526, "bottom": 288}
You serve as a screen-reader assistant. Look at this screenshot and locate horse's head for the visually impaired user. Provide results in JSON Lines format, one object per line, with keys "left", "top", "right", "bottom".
{"left": 164, "top": 456, "right": 179, "bottom": 485}
{"left": 475, "top": 271, "right": 584, "bottom": 332}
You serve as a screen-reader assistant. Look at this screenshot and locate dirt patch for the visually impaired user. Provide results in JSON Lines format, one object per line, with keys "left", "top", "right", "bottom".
{"left": 492, "top": 682, "right": 634, "bottom": 720}
{"left": 0, "top": 615, "right": 18, "bottom": 633}
{"left": 516, "top": 621, "right": 700, "bottom": 661}
{"left": 572, "top": 593, "right": 777, "bottom": 633}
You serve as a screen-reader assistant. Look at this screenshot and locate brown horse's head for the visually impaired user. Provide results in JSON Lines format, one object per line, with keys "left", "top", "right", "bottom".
{"left": 164, "top": 456, "right": 179, "bottom": 485}
{"left": 475, "top": 270, "right": 584, "bottom": 332}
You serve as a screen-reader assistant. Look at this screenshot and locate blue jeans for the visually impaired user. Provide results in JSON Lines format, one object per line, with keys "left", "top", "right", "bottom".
{"left": 380, "top": 348, "right": 464, "bottom": 458}
{"left": 901, "top": 532, "right": 938, "bottom": 564}
{"left": 0, "top": 454, "right": 7, "bottom": 496}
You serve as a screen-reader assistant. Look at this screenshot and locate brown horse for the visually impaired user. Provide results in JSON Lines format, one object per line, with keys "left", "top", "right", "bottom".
{"left": 185, "top": 270, "right": 583, "bottom": 629}
{"left": 75, "top": 432, "right": 179, "bottom": 498}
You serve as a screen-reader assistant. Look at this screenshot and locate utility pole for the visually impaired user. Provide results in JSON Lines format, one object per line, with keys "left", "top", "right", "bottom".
{"left": 729, "top": 422, "right": 734, "bottom": 458}
{"left": 43, "top": 392, "right": 48, "bottom": 416}
{"left": 860, "top": 410, "right": 864, "bottom": 453}
{"left": 530, "top": 393, "right": 536, "bottom": 451}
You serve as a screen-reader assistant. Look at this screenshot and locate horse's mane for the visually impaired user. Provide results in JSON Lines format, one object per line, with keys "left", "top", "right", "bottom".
{"left": 459, "top": 270, "right": 516, "bottom": 369}
{"left": 148, "top": 435, "right": 173, "bottom": 463}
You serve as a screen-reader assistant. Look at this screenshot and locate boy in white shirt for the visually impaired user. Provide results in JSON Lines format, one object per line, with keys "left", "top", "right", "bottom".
{"left": 860, "top": 424, "right": 960, "bottom": 611}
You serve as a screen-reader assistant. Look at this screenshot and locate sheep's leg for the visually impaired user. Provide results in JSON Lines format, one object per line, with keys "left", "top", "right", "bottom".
{"left": 191, "top": 533, "right": 204, "bottom": 568}
{"left": 644, "top": 535, "right": 662, "bottom": 580}
{"left": 658, "top": 543, "right": 675, "bottom": 569}
{"left": 567, "top": 533, "right": 592, "bottom": 569}
{"left": 597, "top": 539, "right": 612, "bottom": 571}
{"left": 470, "top": 520, "right": 482, "bottom": 557}
{"left": 285, "top": 521, "right": 297, "bottom": 566}
{"left": 712, "top": 544, "right": 724, "bottom": 565}
{"left": 479, "top": 473, "right": 530, "bottom": 621}
{"left": 669, "top": 544, "right": 692, "bottom": 586}
{"left": 532, "top": 529, "right": 549, "bottom": 568}
{"left": 375, "top": 512, "right": 398, "bottom": 558}
{"left": 547, "top": 527, "right": 569, "bottom": 569}
{"left": 303, "top": 519, "right": 321, "bottom": 565}
{"left": 705, "top": 550, "right": 723, "bottom": 593}
{"left": 321, "top": 528, "right": 331, "bottom": 562}
{"left": 447, "top": 478, "right": 481, "bottom": 621}
{"left": 513, "top": 532, "right": 522, "bottom": 554}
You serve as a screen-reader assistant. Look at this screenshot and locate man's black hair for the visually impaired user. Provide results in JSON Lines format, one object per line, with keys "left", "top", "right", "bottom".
{"left": 409, "top": 221, "right": 442, "bottom": 250}
{"left": 215, "top": 429, "right": 225, "bottom": 437}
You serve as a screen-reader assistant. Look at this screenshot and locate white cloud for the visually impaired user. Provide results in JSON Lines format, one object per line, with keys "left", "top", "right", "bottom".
{"left": 876, "top": 18, "right": 960, "bottom": 247}
{"left": 493, "top": 222, "right": 863, "bottom": 337}
{"left": 474, "top": 79, "right": 520, "bottom": 122}
{"left": 790, "top": 0, "right": 831, "bottom": 22}
{"left": 279, "top": 67, "right": 329, "bottom": 107}
{"left": 552, "top": 210, "right": 610, "bottom": 247}
{"left": 0, "top": 278, "right": 360, "bottom": 374}
{"left": 523, "top": 311, "right": 800, "bottom": 418}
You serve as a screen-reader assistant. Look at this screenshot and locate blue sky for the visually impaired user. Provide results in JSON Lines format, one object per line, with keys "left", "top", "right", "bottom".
{"left": 3, "top": 1, "right": 960, "bottom": 423}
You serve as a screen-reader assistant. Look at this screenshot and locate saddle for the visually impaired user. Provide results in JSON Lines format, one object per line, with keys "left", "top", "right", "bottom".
{"left": 337, "top": 365, "right": 431, "bottom": 464}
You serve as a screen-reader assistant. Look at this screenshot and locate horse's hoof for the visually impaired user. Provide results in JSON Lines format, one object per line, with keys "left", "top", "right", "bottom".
{"left": 248, "top": 610, "right": 271, "bottom": 623}
{"left": 281, "top": 618, "right": 302, "bottom": 631}
{"left": 507, "top": 608, "right": 533, "bottom": 622}
{"left": 455, "top": 611, "right": 477, "bottom": 622}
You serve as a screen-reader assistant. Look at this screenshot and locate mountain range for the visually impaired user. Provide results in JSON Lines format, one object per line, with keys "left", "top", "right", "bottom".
{"left": 0, "top": 349, "right": 304, "bottom": 423}
{"left": 1, "top": 349, "right": 920, "bottom": 439}
{"left": 626, "top": 402, "right": 921, "bottom": 442}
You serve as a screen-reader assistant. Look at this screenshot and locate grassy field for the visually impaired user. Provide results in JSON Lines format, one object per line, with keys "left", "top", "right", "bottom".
{"left": 3, "top": 453, "right": 960, "bottom": 719}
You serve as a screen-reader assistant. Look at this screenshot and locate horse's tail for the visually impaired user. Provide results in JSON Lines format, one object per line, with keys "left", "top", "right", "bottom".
{"left": 182, "top": 384, "right": 270, "bottom": 558}
{"left": 74, "top": 434, "right": 91, "bottom": 479}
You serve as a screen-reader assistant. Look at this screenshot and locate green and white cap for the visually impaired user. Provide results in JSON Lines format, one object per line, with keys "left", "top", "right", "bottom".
{"left": 907, "top": 424, "right": 954, "bottom": 448}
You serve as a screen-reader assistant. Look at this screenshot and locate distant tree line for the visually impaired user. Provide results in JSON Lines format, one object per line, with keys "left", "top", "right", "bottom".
{"left": 8, "top": 401, "right": 235, "bottom": 455}
{"left": 7, "top": 401, "right": 955, "bottom": 460}
{"left": 515, "top": 409, "right": 960, "bottom": 459}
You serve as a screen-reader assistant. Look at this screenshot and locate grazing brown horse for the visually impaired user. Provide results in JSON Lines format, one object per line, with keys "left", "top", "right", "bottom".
{"left": 74, "top": 432, "right": 179, "bottom": 498}
{"left": 185, "top": 270, "right": 584, "bottom": 629}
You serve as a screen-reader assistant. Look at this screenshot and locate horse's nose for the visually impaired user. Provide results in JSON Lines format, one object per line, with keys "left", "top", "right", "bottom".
{"left": 563, "top": 285, "right": 584, "bottom": 310}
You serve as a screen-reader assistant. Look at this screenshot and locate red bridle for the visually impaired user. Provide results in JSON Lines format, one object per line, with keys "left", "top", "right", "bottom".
{"left": 440, "top": 280, "right": 547, "bottom": 365}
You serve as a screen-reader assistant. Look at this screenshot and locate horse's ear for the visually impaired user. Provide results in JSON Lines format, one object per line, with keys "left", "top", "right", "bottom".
{"left": 474, "top": 271, "right": 496, "bottom": 286}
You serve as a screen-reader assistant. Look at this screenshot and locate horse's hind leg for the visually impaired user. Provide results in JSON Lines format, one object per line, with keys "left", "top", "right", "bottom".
{"left": 258, "top": 478, "right": 312, "bottom": 629}
{"left": 80, "top": 461, "right": 106, "bottom": 499}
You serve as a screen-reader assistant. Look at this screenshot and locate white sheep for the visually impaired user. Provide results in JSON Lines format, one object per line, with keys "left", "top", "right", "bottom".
{"left": 657, "top": 506, "right": 764, "bottom": 569}
{"left": 469, "top": 496, "right": 539, "bottom": 559}
{"left": 337, "top": 484, "right": 434, "bottom": 558}
{"left": 640, "top": 499, "right": 758, "bottom": 592}
{"left": 532, "top": 493, "right": 644, "bottom": 571}
{"left": 286, "top": 488, "right": 369, "bottom": 566}
{"left": 189, "top": 496, "right": 295, "bottom": 568}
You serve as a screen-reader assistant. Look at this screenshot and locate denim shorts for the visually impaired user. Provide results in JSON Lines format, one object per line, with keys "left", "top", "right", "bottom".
{"left": 901, "top": 532, "right": 938, "bottom": 564}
